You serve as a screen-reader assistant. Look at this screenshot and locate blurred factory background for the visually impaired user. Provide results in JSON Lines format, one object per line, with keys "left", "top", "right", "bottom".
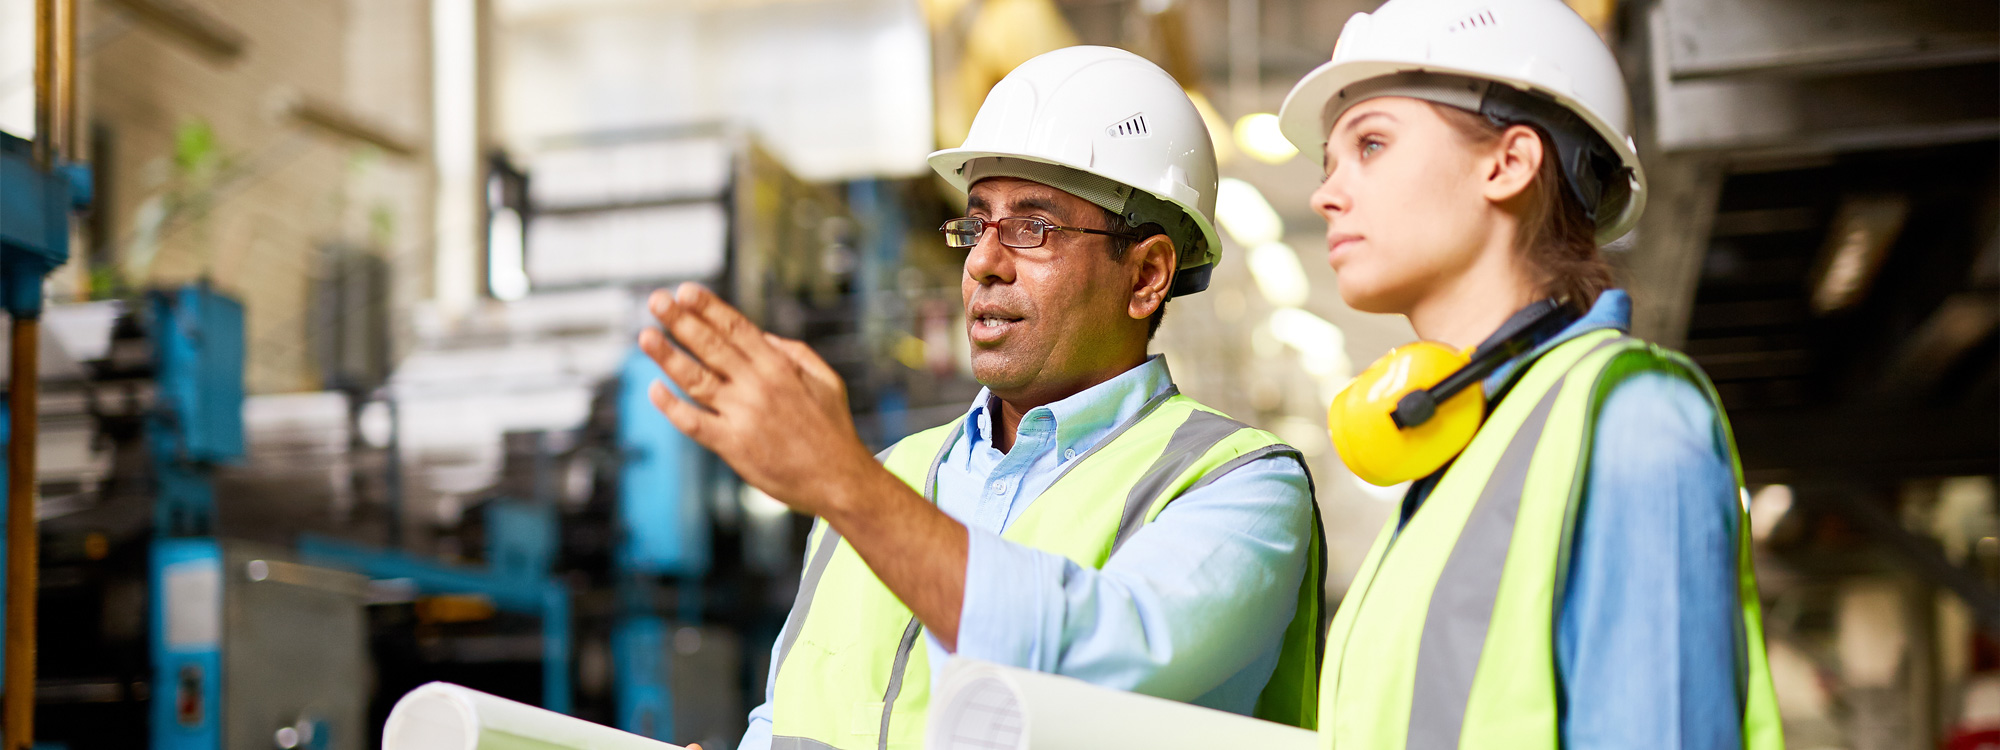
{"left": 0, "top": 0, "right": 1993, "bottom": 748}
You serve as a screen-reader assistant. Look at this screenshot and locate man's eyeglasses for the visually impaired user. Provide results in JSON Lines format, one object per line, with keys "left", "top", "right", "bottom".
{"left": 939, "top": 216, "right": 1137, "bottom": 250}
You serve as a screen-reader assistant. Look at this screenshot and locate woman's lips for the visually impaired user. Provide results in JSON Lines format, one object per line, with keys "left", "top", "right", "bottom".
{"left": 1327, "top": 234, "right": 1362, "bottom": 265}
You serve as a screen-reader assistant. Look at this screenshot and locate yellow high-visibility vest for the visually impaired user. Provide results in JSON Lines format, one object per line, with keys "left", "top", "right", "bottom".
{"left": 770, "top": 392, "right": 1323, "bottom": 750}
{"left": 1319, "top": 331, "right": 1784, "bottom": 749}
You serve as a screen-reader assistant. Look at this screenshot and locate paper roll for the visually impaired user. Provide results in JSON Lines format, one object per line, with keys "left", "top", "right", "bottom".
{"left": 383, "top": 682, "right": 686, "bottom": 750}
{"left": 925, "top": 660, "right": 1317, "bottom": 750}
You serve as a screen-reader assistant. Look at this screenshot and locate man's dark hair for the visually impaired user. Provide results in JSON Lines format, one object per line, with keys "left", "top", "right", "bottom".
{"left": 1100, "top": 206, "right": 1171, "bottom": 339}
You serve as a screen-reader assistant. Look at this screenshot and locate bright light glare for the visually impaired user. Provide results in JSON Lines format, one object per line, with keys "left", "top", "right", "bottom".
{"left": 1269, "top": 307, "right": 1350, "bottom": 379}
{"left": 487, "top": 208, "right": 530, "bottom": 301}
{"left": 1215, "top": 178, "right": 1284, "bottom": 247}
{"left": 1233, "top": 113, "right": 1299, "bottom": 165}
{"left": 1248, "top": 242, "right": 1310, "bottom": 307}
{"left": 1749, "top": 484, "right": 1793, "bottom": 542}
{"left": 742, "top": 485, "right": 790, "bottom": 521}
{"left": 0, "top": 0, "right": 31, "bottom": 139}
{"left": 1352, "top": 474, "right": 1410, "bottom": 503}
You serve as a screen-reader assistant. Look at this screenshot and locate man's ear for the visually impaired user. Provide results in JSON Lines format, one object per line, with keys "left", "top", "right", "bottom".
{"left": 1482, "top": 124, "right": 1544, "bottom": 205}
{"left": 1128, "top": 235, "right": 1176, "bottom": 321}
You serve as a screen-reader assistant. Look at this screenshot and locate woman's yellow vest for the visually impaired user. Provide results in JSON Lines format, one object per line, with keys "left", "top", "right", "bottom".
{"left": 1319, "top": 331, "right": 1785, "bottom": 749}
{"left": 769, "top": 391, "right": 1324, "bottom": 750}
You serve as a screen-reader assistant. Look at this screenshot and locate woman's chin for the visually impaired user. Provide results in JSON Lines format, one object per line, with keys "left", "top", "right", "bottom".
{"left": 1334, "top": 276, "right": 1407, "bottom": 316}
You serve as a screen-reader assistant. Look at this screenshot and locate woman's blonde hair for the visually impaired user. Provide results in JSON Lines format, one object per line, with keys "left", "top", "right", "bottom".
{"left": 1429, "top": 102, "right": 1613, "bottom": 312}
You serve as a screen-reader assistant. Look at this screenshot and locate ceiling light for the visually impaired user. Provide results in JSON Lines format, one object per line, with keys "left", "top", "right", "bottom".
{"left": 1268, "top": 307, "right": 1349, "bottom": 379}
{"left": 1810, "top": 194, "right": 1908, "bottom": 314}
{"left": 1233, "top": 113, "right": 1298, "bottom": 165}
{"left": 1215, "top": 177, "right": 1283, "bottom": 247}
{"left": 1185, "top": 90, "right": 1235, "bottom": 167}
{"left": 1247, "top": 242, "right": 1310, "bottom": 307}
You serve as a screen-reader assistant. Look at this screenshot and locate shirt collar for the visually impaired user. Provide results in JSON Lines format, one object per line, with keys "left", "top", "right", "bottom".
{"left": 964, "top": 355, "right": 1177, "bottom": 462}
{"left": 1483, "top": 289, "right": 1632, "bottom": 397}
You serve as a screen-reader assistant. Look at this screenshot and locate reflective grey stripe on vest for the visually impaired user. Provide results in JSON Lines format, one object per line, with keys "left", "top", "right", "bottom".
{"left": 792, "top": 387, "right": 1193, "bottom": 750}
{"left": 1109, "top": 410, "right": 1253, "bottom": 555}
{"left": 771, "top": 736, "right": 842, "bottom": 750}
{"left": 876, "top": 617, "right": 925, "bottom": 750}
{"left": 1404, "top": 372, "right": 1567, "bottom": 750}
{"left": 775, "top": 524, "right": 845, "bottom": 674}
{"left": 862, "top": 387, "right": 1186, "bottom": 748}
{"left": 772, "top": 446, "right": 895, "bottom": 672}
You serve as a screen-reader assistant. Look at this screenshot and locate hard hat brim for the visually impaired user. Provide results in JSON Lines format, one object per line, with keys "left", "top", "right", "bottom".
{"left": 1277, "top": 58, "right": 1647, "bottom": 244}
{"left": 927, "top": 146, "right": 1225, "bottom": 276}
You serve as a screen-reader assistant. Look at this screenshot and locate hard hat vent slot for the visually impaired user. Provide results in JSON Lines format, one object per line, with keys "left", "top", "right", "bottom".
{"left": 1108, "top": 114, "right": 1150, "bottom": 139}
{"left": 1447, "top": 8, "right": 1497, "bottom": 32}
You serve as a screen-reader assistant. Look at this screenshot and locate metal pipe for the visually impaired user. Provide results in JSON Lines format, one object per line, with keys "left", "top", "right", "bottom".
{"left": 4, "top": 320, "right": 39, "bottom": 750}
{"left": 58, "top": 0, "right": 76, "bottom": 156}
{"left": 12, "top": 0, "right": 72, "bottom": 744}
{"left": 32, "top": 0, "right": 54, "bottom": 170}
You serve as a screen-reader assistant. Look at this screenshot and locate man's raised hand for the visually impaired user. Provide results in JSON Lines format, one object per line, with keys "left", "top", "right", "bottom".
{"left": 637, "top": 283, "right": 877, "bottom": 517}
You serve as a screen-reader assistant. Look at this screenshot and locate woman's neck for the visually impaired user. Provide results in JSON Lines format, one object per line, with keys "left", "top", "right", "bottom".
{"left": 1407, "top": 239, "right": 1541, "bottom": 351}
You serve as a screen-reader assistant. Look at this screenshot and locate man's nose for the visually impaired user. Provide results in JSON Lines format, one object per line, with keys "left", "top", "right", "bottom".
{"left": 962, "top": 226, "right": 1015, "bottom": 285}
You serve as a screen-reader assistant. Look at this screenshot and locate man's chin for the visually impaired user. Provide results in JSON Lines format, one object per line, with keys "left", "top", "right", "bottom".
{"left": 969, "top": 355, "right": 1035, "bottom": 395}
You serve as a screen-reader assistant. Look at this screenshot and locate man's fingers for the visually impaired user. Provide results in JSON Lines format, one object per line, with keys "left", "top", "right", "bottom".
{"left": 765, "top": 333, "right": 842, "bottom": 391}
{"left": 648, "top": 380, "right": 720, "bottom": 446}
{"left": 652, "top": 286, "right": 754, "bottom": 376}
{"left": 638, "top": 328, "right": 725, "bottom": 407}
{"left": 675, "top": 283, "right": 787, "bottom": 372}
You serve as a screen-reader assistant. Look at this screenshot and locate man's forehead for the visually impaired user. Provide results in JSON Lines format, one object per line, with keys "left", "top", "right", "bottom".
{"left": 967, "top": 177, "right": 1087, "bottom": 213}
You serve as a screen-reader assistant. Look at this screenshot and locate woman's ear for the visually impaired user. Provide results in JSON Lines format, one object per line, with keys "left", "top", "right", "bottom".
{"left": 1482, "top": 124, "right": 1544, "bottom": 205}
{"left": 1128, "top": 234, "right": 1176, "bottom": 320}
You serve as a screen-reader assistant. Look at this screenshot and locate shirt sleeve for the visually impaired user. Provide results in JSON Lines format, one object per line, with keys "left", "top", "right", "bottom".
{"left": 736, "top": 700, "right": 773, "bottom": 750}
{"left": 1558, "top": 372, "right": 1744, "bottom": 750}
{"left": 942, "top": 453, "right": 1314, "bottom": 708}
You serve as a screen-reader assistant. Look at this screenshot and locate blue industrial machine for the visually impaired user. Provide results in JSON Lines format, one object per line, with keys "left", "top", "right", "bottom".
{"left": 3, "top": 281, "right": 372, "bottom": 750}
{"left": 147, "top": 287, "right": 247, "bottom": 537}
{"left": 297, "top": 502, "right": 574, "bottom": 715}
{"left": 0, "top": 133, "right": 86, "bottom": 317}
{"left": 140, "top": 284, "right": 238, "bottom": 750}
{"left": 1, "top": 124, "right": 89, "bottom": 750}
{"left": 611, "top": 348, "right": 720, "bottom": 740}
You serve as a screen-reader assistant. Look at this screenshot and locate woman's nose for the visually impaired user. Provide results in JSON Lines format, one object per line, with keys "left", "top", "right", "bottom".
{"left": 1311, "top": 170, "right": 1350, "bottom": 222}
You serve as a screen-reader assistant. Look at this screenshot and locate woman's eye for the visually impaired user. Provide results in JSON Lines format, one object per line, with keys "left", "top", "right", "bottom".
{"left": 1359, "top": 138, "right": 1384, "bottom": 159}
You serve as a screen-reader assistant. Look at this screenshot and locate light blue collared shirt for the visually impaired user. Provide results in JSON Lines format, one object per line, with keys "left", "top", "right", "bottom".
{"left": 738, "top": 356, "right": 1314, "bottom": 750}
{"left": 1406, "top": 290, "right": 1746, "bottom": 749}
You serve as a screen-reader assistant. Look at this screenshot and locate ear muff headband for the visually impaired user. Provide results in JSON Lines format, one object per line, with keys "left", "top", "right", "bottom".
{"left": 1330, "top": 299, "right": 1570, "bottom": 486}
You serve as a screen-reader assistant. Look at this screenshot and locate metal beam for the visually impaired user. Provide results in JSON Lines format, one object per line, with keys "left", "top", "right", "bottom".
{"left": 1621, "top": 153, "right": 1723, "bottom": 347}
{"left": 1810, "top": 487, "right": 2000, "bottom": 638}
{"left": 1648, "top": 2, "right": 2000, "bottom": 157}
{"left": 1658, "top": 0, "right": 1998, "bottom": 81}
{"left": 101, "top": 0, "right": 247, "bottom": 62}
{"left": 1877, "top": 292, "right": 2000, "bottom": 395}
{"left": 284, "top": 96, "right": 422, "bottom": 159}
{"left": 1733, "top": 407, "right": 2000, "bottom": 482}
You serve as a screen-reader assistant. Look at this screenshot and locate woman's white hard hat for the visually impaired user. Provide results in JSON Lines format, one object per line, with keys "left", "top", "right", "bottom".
{"left": 1277, "top": 0, "right": 1648, "bottom": 243}
{"left": 929, "top": 45, "right": 1223, "bottom": 296}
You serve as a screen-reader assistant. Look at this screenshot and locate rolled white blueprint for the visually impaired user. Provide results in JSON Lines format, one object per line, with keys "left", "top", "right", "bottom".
{"left": 383, "top": 682, "right": 686, "bottom": 750}
{"left": 925, "top": 660, "right": 1317, "bottom": 750}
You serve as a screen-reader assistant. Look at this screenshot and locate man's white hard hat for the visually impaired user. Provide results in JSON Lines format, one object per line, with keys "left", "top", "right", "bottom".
{"left": 930, "top": 45, "right": 1223, "bottom": 296}
{"left": 1277, "top": 0, "right": 1647, "bottom": 243}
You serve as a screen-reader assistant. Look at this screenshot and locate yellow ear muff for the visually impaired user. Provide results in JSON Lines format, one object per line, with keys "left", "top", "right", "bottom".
{"left": 1328, "top": 341, "right": 1486, "bottom": 486}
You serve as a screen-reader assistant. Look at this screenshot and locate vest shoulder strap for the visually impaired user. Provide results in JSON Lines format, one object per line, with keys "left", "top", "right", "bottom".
{"left": 882, "top": 422, "right": 962, "bottom": 496}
